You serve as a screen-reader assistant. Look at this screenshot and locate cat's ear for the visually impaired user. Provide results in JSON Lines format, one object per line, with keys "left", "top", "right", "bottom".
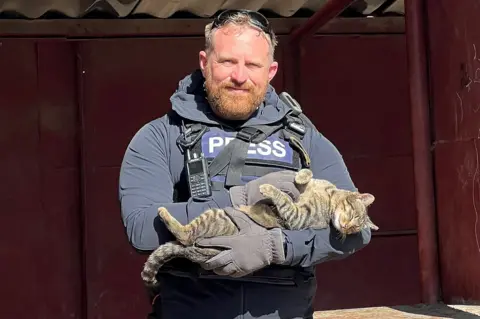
{"left": 357, "top": 193, "right": 375, "bottom": 206}
{"left": 366, "top": 217, "right": 379, "bottom": 231}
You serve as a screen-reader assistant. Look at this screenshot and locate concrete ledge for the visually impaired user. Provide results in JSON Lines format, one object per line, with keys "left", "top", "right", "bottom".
{"left": 314, "top": 304, "right": 480, "bottom": 318}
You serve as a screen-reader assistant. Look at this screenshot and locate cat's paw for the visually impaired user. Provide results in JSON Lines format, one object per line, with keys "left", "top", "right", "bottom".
{"left": 259, "top": 184, "right": 278, "bottom": 198}
{"left": 157, "top": 207, "right": 171, "bottom": 222}
{"left": 295, "top": 169, "right": 313, "bottom": 185}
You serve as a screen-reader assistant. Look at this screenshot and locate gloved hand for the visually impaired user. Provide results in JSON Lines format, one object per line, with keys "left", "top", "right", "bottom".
{"left": 229, "top": 170, "right": 301, "bottom": 208}
{"left": 195, "top": 207, "right": 285, "bottom": 277}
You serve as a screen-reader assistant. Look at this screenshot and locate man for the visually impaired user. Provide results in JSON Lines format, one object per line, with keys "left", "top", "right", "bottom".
{"left": 119, "top": 9, "right": 371, "bottom": 319}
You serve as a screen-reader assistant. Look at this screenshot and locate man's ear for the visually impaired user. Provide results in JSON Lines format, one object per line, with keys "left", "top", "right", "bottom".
{"left": 199, "top": 51, "right": 208, "bottom": 76}
{"left": 268, "top": 61, "right": 278, "bottom": 82}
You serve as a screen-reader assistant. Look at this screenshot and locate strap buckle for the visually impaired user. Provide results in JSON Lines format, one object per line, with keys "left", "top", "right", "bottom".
{"left": 285, "top": 117, "right": 306, "bottom": 136}
{"left": 236, "top": 127, "right": 262, "bottom": 143}
{"left": 279, "top": 92, "right": 302, "bottom": 116}
{"left": 279, "top": 91, "right": 306, "bottom": 137}
{"left": 176, "top": 124, "right": 209, "bottom": 149}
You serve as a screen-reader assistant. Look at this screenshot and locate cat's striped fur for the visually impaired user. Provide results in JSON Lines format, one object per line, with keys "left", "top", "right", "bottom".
{"left": 141, "top": 169, "right": 377, "bottom": 287}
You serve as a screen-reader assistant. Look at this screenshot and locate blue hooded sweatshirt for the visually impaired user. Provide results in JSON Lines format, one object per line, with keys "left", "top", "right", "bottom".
{"left": 119, "top": 70, "right": 371, "bottom": 319}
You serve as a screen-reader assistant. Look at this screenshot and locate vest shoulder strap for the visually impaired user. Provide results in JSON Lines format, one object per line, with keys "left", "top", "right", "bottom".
{"left": 278, "top": 92, "right": 316, "bottom": 168}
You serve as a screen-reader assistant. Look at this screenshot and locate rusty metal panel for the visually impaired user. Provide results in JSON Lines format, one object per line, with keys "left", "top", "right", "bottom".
{"left": 300, "top": 35, "right": 411, "bottom": 158}
{"left": 0, "top": 0, "right": 404, "bottom": 19}
{"left": 433, "top": 142, "right": 480, "bottom": 302}
{"left": 299, "top": 35, "right": 416, "bottom": 232}
{"left": 0, "top": 40, "right": 82, "bottom": 318}
{"left": 427, "top": 0, "right": 480, "bottom": 303}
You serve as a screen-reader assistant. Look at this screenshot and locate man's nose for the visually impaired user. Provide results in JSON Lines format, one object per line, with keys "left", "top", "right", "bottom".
{"left": 231, "top": 65, "right": 248, "bottom": 84}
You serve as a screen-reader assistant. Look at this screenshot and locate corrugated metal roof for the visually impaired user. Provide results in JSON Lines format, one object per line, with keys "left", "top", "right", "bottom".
{"left": 0, "top": 0, "right": 404, "bottom": 19}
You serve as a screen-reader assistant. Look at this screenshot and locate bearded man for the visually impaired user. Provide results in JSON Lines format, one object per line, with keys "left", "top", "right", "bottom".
{"left": 119, "top": 9, "right": 371, "bottom": 319}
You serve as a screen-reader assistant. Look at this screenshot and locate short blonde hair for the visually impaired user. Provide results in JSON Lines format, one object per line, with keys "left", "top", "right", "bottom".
{"left": 204, "top": 11, "right": 278, "bottom": 60}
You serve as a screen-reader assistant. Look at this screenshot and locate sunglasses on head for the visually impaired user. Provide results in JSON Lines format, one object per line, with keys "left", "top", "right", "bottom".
{"left": 211, "top": 9, "right": 274, "bottom": 40}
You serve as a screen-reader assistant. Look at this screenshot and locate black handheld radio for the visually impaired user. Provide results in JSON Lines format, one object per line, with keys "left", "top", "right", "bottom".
{"left": 185, "top": 149, "right": 212, "bottom": 198}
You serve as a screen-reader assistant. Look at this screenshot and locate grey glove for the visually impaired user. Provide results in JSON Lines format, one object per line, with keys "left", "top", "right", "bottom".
{"left": 195, "top": 206, "right": 285, "bottom": 277}
{"left": 229, "top": 170, "right": 301, "bottom": 207}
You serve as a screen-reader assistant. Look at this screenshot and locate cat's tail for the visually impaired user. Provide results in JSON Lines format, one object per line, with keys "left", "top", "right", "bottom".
{"left": 141, "top": 241, "right": 185, "bottom": 288}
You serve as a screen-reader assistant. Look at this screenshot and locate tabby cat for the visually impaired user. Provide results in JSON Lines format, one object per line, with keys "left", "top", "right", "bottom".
{"left": 141, "top": 168, "right": 377, "bottom": 287}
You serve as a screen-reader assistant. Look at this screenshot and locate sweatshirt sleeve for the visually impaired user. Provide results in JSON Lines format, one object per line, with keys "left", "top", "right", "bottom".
{"left": 118, "top": 120, "right": 232, "bottom": 252}
{"left": 281, "top": 130, "right": 372, "bottom": 267}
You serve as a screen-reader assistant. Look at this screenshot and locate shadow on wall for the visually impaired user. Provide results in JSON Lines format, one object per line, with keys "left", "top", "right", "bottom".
{"left": 391, "top": 303, "right": 480, "bottom": 318}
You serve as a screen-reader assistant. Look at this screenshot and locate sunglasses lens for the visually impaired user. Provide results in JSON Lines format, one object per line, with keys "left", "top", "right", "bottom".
{"left": 213, "top": 9, "right": 270, "bottom": 33}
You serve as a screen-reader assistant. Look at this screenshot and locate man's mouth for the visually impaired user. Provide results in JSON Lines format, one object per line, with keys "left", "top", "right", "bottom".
{"left": 225, "top": 87, "right": 249, "bottom": 93}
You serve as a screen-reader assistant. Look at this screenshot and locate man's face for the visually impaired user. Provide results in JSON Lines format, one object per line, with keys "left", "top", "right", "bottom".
{"left": 199, "top": 24, "right": 278, "bottom": 121}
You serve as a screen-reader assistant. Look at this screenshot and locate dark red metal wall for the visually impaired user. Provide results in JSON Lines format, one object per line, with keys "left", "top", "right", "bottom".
{"left": 427, "top": 0, "right": 480, "bottom": 303}
{"left": 0, "top": 33, "right": 420, "bottom": 318}
{"left": 300, "top": 34, "right": 421, "bottom": 309}
{"left": 0, "top": 41, "right": 82, "bottom": 318}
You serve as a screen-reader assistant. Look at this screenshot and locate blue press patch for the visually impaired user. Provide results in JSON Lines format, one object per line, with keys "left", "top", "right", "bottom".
{"left": 200, "top": 130, "right": 293, "bottom": 164}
